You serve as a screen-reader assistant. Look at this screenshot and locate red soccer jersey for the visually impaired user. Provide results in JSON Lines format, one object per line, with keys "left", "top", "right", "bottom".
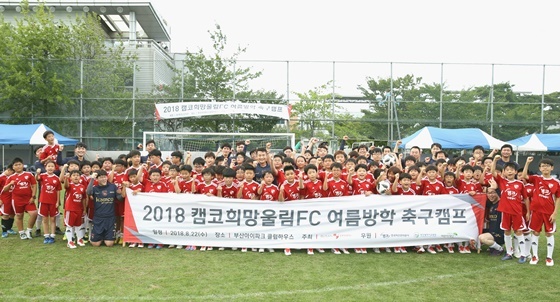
{"left": 38, "top": 173, "right": 62, "bottom": 204}
{"left": 124, "top": 166, "right": 149, "bottom": 184}
{"left": 456, "top": 178, "right": 483, "bottom": 194}
{"left": 178, "top": 179, "right": 195, "bottom": 193}
{"left": 260, "top": 184, "right": 279, "bottom": 201}
{"left": 275, "top": 169, "right": 286, "bottom": 186}
{"left": 112, "top": 171, "right": 127, "bottom": 190}
{"left": 421, "top": 178, "right": 445, "bottom": 195}
{"left": 0, "top": 174, "right": 11, "bottom": 204}
{"left": 143, "top": 181, "right": 172, "bottom": 193}
{"left": 196, "top": 182, "right": 218, "bottom": 196}
{"left": 64, "top": 182, "right": 86, "bottom": 212}
{"left": 281, "top": 181, "right": 300, "bottom": 201}
{"left": 326, "top": 178, "right": 349, "bottom": 197}
{"left": 410, "top": 182, "right": 423, "bottom": 195}
{"left": 394, "top": 185, "right": 417, "bottom": 195}
{"left": 295, "top": 169, "right": 309, "bottom": 182}
{"left": 302, "top": 179, "right": 327, "bottom": 199}
{"left": 7, "top": 172, "right": 37, "bottom": 203}
{"left": 240, "top": 180, "right": 259, "bottom": 200}
{"left": 443, "top": 185, "right": 460, "bottom": 195}
{"left": 524, "top": 182, "right": 535, "bottom": 201}
{"left": 220, "top": 184, "right": 239, "bottom": 198}
{"left": 129, "top": 182, "right": 144, "bottom": 192}
{"left": 40, "top": 144, "right": 60, "bottom": 169}
{"left": 527, "top": 175, "right": 560, "bottom": 214}
{"left": 495, "top": 175, "right": 527, "bottom": 215}
{"left": 318, "top": 170, "right": 332, "bottom": 182}
{"left": 351, "top": 178, "right": 375, "bottom": 195}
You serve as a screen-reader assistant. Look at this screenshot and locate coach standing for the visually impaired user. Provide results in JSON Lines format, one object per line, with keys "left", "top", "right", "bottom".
{"left": 56, "top": 142, "right": 88, "bottom": 166}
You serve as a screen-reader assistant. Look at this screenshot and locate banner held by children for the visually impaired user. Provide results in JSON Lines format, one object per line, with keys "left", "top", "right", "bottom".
{"left": 124, "top": 190, "right": 487, "bottom": 248}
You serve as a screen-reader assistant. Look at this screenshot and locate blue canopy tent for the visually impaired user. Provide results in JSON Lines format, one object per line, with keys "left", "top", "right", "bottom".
{"left": 400, "top": 126, "right": 512, "bottom": 150}
{"left": 0, "top": 123, "right": 78, "bottom": 169}
{"left": 506, "top": 133, "right": 560, "bottom": 152}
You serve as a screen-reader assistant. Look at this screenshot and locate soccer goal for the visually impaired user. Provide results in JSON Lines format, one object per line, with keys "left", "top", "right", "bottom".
{"left": 143, "top": 132, "right": 296, "bottom": 155}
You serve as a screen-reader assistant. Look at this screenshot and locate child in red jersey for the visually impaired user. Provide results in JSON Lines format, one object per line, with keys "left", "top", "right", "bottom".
{"left": 177, "top": 165, "right": 195, "bottom": 194}
{"left": 300, "top": 164, "right": 327, "bottom": 199}
{"left": 39, "top": 130, "right": 60, "bottom": 171}
{"left": 348, "top": 164, "right": 374, "bottom": 196}
{"left": 491, "top": 155, "right": 528, "bottom": 263}
{"left": 122, "top": 169, "right": 145, "bottom": 248}
{"left": 195, "top": 168, "right": 218, "bottom": 197}
{"left": 218, "top": 168, "right": 239, "bottom": 199}
{"left": 279, "top": 166, "right": 300, "bottom": 202}
{"left": 323, "top": 162, "right": 350, "bottom": 255}
{"left": 35, "top": 160, "right": 62, "bottom": 243}
{"left": 3, "top": 158, "right": 38, "bottom": 240}
{"left": 258, "top": 171, "right": 279, "bottom": 201}
{"left": 61, "top": 168, "right": 87, "bottom": 248}
{"left": 237, "top": 165, "right": 259, "bottom": 253}
{"left": 0, "top": 164, "right": 16, "bottom": 237}
{"left": 522, "top": 157, "right": 560, "bottom": 266}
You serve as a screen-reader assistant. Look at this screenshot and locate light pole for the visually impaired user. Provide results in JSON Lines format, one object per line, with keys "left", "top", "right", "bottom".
{"left": 376, "top": 91, "right": 403, "bottom": 145}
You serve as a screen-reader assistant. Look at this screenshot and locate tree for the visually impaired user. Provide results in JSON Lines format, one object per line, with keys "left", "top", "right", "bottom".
{"left": 153, "top": 24, "right": 284, "bottom": 135}
{"left": 0, "top": 1, "right": 135, "bottom": 145}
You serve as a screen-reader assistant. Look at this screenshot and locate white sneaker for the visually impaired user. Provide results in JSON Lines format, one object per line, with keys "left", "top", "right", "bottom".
{"left": 341, "top": 248, "right": 350, "bottom": 254}
{"left": 307, "top": 248, "right": 314, "bottom": 255}
{"left": 77, "top": 239, "right": 86, "bottom": 247}
{"left": 513, "top": 250, "right": 521, "bottom": 259}
{"left": 385, "top": 248, "right": 392, "bottom": 253}
{"left": 361, "top": 248, "right": 368, "bottom": 254}
{"left": 427, "top": 246, "right": 437, "bottom": 254}
{"left": 168, "top": 245, "right": 175, "bottom": 249}
{"left": 400, "top": 247, "right": 407, "bottom": 254}
{"left": 258, "top": 248, "right": 265, "bottom": 253}
{"left": 241, "top": 247, "right": 247, "bottom": 253}
{"left": 317, "top": 248, "right": 325, "bottom": 253}
{"left": 394, "top": 247, "right": 401, "bottom": 253}
{"left": 232, "top": 247, "right": 238, "bottom": 251}
{"left": 251, "top": 248, "right": 258, "bottom": 252}
{"left": 529, "top": 256, "right": 539, "bottom": 265}
{"left": 129, "top": 243, "right": 137, "bottom": 248}
{"left": 200, "top": 246, "right": 207, "bottom": 251}
{"left": 268, "top": 249, "right": 275, "bottom": 253}
{"left": 354, "top": 248, "right": 362, "bottom": 254}
{"left": 284, "top": 248, "right": 291, "bottom": 256}
{"left": 218, "top": 247, "right": 225, "bottom": 251}
{"left": 374, "top": 248, "right": 381, "bottom": 254}
{"left": 67, "top": 241, "right": 77, "bottom": 249}
{"left": 332, "top": 248, "right": 341, "bottom": 255}
{"left": 25, "top": 230, "right": 32, "bottom": 239}
{"left": 546, "top": 258, "right": 554, "bottom": 267}
{"left": 176, "top": 245, "right": 183, "bottom": 249}
{"left": 137, "top": 243, "right": 144, "bottom": 248}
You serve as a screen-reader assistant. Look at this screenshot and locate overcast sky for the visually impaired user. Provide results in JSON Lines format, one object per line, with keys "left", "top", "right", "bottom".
{"left": 149, "top": 0, "right": 560, "bottom": 108}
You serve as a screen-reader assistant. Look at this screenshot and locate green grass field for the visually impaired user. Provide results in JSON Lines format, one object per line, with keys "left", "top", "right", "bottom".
{"left": 1, "top": 231, "right": 559, "bottom": 301}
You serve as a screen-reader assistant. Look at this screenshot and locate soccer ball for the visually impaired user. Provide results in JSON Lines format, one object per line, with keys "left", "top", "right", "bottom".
{"left": 382, "top": 154, "right": 396, "bottom": 167}
{"left": 376, "top": 180, "right": 391, "bottom": 195}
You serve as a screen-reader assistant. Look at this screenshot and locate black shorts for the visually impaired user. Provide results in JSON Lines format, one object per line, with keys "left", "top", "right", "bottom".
{"left": 91, "top": 216, "right": 116, "bottom": 242}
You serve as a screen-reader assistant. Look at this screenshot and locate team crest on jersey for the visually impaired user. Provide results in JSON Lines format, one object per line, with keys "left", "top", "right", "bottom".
{"left": 549, "top": 183, "right": 555, "bottom": 188}
{"left": 514, "top": 184, "right": 519, "bottom": 189}
{"left": 24, "top": 175, "right": 29, "bottom": 180}
{"left": 102, "top": 190, "right": 107, "bottom": 196}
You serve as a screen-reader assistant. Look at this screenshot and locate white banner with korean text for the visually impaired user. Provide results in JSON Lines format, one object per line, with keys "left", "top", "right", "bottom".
{"left": 123, "top": 191, "right": 487, "bottom": 248}
{"left": 155, "top": 101, "right": 290, "bottom": 120}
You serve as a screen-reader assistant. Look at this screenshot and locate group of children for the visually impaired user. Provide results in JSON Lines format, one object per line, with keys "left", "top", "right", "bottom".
{"left": 0, "top": 134, "right": 558, "bottom": 265}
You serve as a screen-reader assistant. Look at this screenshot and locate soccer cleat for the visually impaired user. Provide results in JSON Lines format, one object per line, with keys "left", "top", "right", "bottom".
{"left": 7, "top": 229, "right": 17, "bottom": 235}
{"left": 259, "top": 248, "right": 265, "bottom": 253}
{"left": 268, "top": 249, "right": 275, "bottom": 253}
{"left": 400, "top": 247, "right": 407, "bottom": 254}
{"left": 529, "top": 256, "right": 539, "bottom": 265}
{"left": 147, "top": 244, "right": 154, "bottom": 249}
{"left": 518, "top": 256, "right": 527, "bottom": 264}
{"left": 447, "top": 246, "right": 454, "bottom": 254}
{"left": 490, "top": 248, "right": 503, "bottom": 256}
{"left": 48, "top": 237, "right": 55, "bottom": 244}
{"left": 241, "top": 247, "right": 247, "bottom": 253}
{"left": 231, "top": 247, "right": 238, "bottom": 251}
{"left": 332, "top": 248, "right": 341, "bottom": 255}
{"left": 20, "top": 233, "right": 28, "bottom": 240}
{"left": 25, "top": 230, "right": 32, "bottom": 239}
{"left": 200, "top": 246, "right": 207, "bottom": 251}
{"left": 251, "top": 248, "right": 258, "bottom": 252}
{"left": 284, "top": 248, "right": 291, "bottom": 256}
{"left": 207, "top": 247, "right": 213, "bottom": 251}
{"left": 416, "top": 247, "right": 425, "bottom": 254}
{"left": 317, "top": 248, "right": 325, "bottom": 253}
{"left": 1, "top": 232, "right": 7, "bottom": 238}
{"left": 218, "top": 247, "right": 225, "bottom": 251}
{"left": 43, "top": 237, "right": 50, "bottom": 244}
{"left": 341, "top": 248, "right": 350, "bottom": 255}
{"left": 393, "top": 247, "right": 401, "bottom": 254}
{"left": 156, "top": 244, "right": 164, "bottom": 249}
{"left": 307, "top": 248, "right": 314, "bottom": 255}
{"left": 168, "top": 245, "right": 175, "bottom": 249}
{"left": 177, "top": 245, "right": 184, "bottom": 249}
{"left": 137, "top": 243, "right": 144, "bottom": 248}
{"left": 427, "top": 247, "right": 437, "bottom": 254}
{"left": 464, "top": 246, "right": 471, "bottom": 254}
{"left": 77, "top": 239, "right": 85, "bottom": 246}
{"left": 384, "top": 248, "right": 392, "bottom": 253}
{"left": 35, "top": 229, "right": 41, "bottom": 237}
{"left": 458, "top": 245, "right": 466, "bottom": 254}
{"left": 55, "top": 227, "right": 64, "bottom": 235}
{"left": 67, "top": 241, "right": 77, "bottom": 249}
{"left": 374, "top": 248, "right": 381, "bottom": 254}
{"left": 501, "top": 254, "right": 513, "bottom": 261}
{"left": 513, "top": 250, "right": 521, "bottom": 259}
{"left": 435, "top": 245, "right": 444, "bottom": 253}
{"left": 129, "top": 243, "right": 137, "bottom": 248}
{"left": 546, "top": 258, "right": 554, "bottom": 267}
{"left": 354, "top": 248, "right": 362, "bottom": 254}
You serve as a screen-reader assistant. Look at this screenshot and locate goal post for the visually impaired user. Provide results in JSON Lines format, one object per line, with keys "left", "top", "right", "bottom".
{"left": 143, "top": 132, "right": 296, "bottom": 156}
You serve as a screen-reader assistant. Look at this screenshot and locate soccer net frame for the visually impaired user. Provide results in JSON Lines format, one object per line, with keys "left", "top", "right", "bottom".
{"left": 143, "top": 132, "right": 296, "bottom": 155}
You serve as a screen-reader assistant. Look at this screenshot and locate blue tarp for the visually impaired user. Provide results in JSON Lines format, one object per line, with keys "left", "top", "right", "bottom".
{"left": 0, "top": 123, "right": 78, "bottom": 145}
{"left": 400, "top": 127, "right": 512, "bottom": 150}
{"left": 507, "top": 133, "right": 560, "bottom": 151}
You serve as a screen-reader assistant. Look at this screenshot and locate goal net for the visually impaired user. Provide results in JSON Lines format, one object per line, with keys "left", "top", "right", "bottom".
{"left": 143, "top": 132, "right": 296, "bottom": 157}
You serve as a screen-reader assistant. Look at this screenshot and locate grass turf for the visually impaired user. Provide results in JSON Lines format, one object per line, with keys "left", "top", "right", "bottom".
{"left": 1, "top": 231, "right": 558, "bottom": 301}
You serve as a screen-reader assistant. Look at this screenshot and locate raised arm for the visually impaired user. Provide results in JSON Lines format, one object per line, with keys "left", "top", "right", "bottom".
{"left": 521, "top": 156, "right": 533, "bottom": 180}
